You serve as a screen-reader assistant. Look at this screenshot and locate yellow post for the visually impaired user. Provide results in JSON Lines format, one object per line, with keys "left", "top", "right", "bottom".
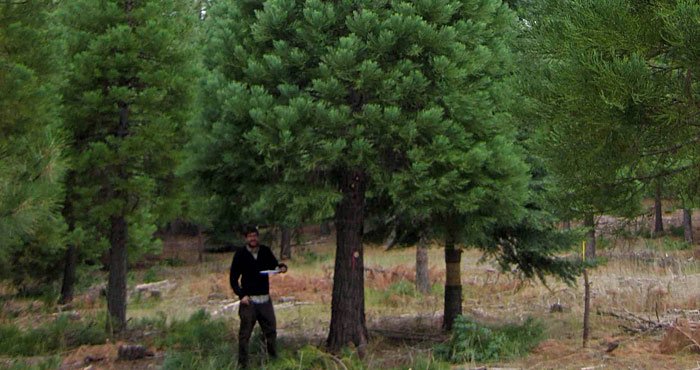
{"left": 582, "top": 241, "right": 586, "bottom": 261}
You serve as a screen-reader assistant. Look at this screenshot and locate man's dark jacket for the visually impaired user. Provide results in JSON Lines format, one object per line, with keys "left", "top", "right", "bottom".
{"left": 229, "top": 245, "right": 286, "bottom": 299}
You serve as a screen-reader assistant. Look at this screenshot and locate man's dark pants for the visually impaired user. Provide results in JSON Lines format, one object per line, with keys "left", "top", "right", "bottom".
{"left": 238, "top": 300, "right": 277, "bottom": 366}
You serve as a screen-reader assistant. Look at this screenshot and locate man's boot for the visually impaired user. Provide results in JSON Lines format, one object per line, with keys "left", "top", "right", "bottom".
{"left": 266, "top": 334, "right": 277, "bottom": 359}
{"left": 238, "top": 344, "right": 248, "bottom": 368}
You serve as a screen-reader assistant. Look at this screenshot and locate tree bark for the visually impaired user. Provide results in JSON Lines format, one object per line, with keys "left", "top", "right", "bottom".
{"left": 584, "top": 213, "right": 596, "bottom": 259}
{"left": 443, "top": 231, "right": 461, "bottom": 331}
{"left": 683, "top": 209, "right": 694, "bottom": 244}
{"left": 280, "top": 226, "right": 292, "bottom": 260}
{"left": 106, "top": 70, "right": 130, "bottom": 333}
{"left": 60, "top": 244, "right": 77, "bottom": 304}
{"left": 320, "top": 222, "right": 331, "bottom": 236}
{"left": 107, "top": 215, "right": 128, "bottom": 334}
{"left": 196, "top": 224, "right": 204, "bottom": 263}
{"left": 654, "top": 183, "right": 664, "bottom": 234}
{"left": 327, "top": 169, "right": 368, "bottom": 353}
{"left": 582, "top": 269, "right": 590, "bottom": 348}
{"left": 416, "top": 237, "right": 430, "bottom": 294}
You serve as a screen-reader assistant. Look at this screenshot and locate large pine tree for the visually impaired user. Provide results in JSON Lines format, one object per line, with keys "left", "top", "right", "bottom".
{"left": 0, "top": 0, "right": 68, "bottom": 287}
{"left": 197, "top": 0, "right": 575, "bottom": 349}
{"left": 58, "top": 0, "right": 198, "bottom": 332}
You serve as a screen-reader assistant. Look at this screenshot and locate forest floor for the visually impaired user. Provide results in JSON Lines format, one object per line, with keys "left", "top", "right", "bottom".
{"left": 4, "top": 211, "right": 700, "bottom": 369}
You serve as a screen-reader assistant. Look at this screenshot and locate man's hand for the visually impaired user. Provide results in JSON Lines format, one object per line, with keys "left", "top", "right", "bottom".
{"left": 279, "top": 265, "right": 288, "bottom": 273}
{"left": 241, "top": 296, "right": 250, "bottom": 305}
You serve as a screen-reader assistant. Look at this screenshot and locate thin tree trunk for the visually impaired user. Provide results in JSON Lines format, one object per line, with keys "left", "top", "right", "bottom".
{"left": 655, "top": 183, "right": 664, "bottom": 234}
{"left": 416, "top": 237, "right": 429, "bottom": 294}
{"left": 327, "top": 169, "right": 368, "bottom": 353}
{"left": 196, "top": 224, "right": 204, "bottom": 263}
{"left": 320, "top": 222, "right": 331, "bottom": 236}
{"left": 293, "top": 225, "right": 303, "bottom": 245}
{"left": 563, "top": 219, "right": 571, "bottom": 230}
{"left": 280, "top": 226, "right": 292, "bottom": 260}
{"left": 443, "top": 230, "right": 461, "bottom": 331}
{"left": 107, "top": 215, "right": 128, "bottom": 334}
{"left": 684, "top": 209, "right": 694, "bottom": 244}
{"left": 582, "top": 269, "right": 590, "bottom": 348}
{"left": 584, "top": 214, "right": 596, "bottom": 260}
{"left": 60, "top": 244, "right": 77, "bottom": 304}
{"left": 582, "top": 214, "right": 596, "bottom": 348}
{"left": 384, "top": 228, "right": 397, "bottom": 251}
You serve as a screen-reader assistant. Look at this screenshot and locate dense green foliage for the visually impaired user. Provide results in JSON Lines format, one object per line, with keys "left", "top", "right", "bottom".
{"left": 195, "top": 0, "right": 534, "bottom": 233}
{"left": 523, "top": 0, "right": 700, "bottom": 220}
{"left": 0, "top": 1, "right": 68, "bottom": 286}
{"left": 434, "top": 316, "right": 544, "bottom": 363}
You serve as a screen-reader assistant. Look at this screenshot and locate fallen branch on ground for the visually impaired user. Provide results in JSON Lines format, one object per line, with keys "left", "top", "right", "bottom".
{"left": 597, "top": 308, "right": 669, "bottom": 334}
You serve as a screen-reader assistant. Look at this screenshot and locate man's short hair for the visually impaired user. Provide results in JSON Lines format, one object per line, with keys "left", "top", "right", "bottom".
{"left": 242, "top": 225, "right": 259, "bottom": 236}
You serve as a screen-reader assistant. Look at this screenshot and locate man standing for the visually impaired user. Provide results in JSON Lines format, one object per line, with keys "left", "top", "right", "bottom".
{"left": 230, "top": 226, "right": 288, "bottom": 368}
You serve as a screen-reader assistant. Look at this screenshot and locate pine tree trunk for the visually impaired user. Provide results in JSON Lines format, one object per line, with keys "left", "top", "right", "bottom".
{"left": 384, "top": 228, "right": 397, "bottom": 251}
{"left": 655, "top": 183, "right": 664, "bottom": 234}
{"left": 582, "top": 214, "right": 595, "bottom": 347}
{"left": 196, "top": 224, "right": 204, "bottom": 263}
{"left": 582, "top": 269, "right": 590, "bottom": 348}
{"left": 327, "top": 169, "right": 368, "bottom": 353}
{"left": 107, "top": 215, "right": 128, "bottom": 334}
{"left": 416, "top": 237, "right": 430, "bottom": 294}
{"left": 443, "top": 232, "right": 461, "bottom": 330}
{"left": 683, "top": 209, "right": 694, "bottom": 244}
{"left": 107, "top": 88, "right": 130, "bottom": 334}
{"left": 60, "top": 244, "right": 77, "bottom": 304}
{"left": 280, "top": 226, "right": 292, "bottom": 260}
{"left": 584, "top": 214, "right": 596, "bottom": 259}
{"left": 320, "top": 222, "right": 331, "bottom": 236}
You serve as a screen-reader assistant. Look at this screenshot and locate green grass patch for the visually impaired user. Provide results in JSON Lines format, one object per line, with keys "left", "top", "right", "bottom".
{"left": 162, "top": 344, "right": 239, "bottom": 370}
{"left": 0, "top": 314, "right": 107, "bottom": 356}
{"left": 434, "top": 316, "right": 544, "bottom": 363}
{"left": 1, "top": 356, "right": 61, "bottom": 370}
{"left": 294, "top": 250, "right": 333, "bottom": 265}
{"left": 669, "top": 225, "right": 685, "bottom": 238}
{"left": 159, "top": 310, "right": 366, "bottom": 370}
{"left": 272, "top": 345, "right": 363, "bottom": 369}
{"left": 386, "top": 280, "right": 419, "bottom": 298}
{"left": 366, "top": 280, "right": 423, "bottom": 308}
{"left": 156, "top": 309, "right": 232, "bottom": 354}
{"left": 660, "top": 237, "right": 692, "bottom": 251}
{"left": 143, "top": 265, "right": 163, "bottom": 283}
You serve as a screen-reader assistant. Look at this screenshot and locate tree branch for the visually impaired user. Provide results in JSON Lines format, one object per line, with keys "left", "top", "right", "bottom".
{"left": 641, "top": 137, "right": 700, "bottom": 157}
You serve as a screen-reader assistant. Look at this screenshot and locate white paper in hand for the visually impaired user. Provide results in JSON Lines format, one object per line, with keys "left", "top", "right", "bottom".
{"left": 259, "top": 270, "right": 280, "bottom": 275}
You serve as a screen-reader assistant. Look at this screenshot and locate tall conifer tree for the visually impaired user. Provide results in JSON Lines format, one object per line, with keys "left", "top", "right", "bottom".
{"left": 0, "top": 0, "right": 68, "bottom": 287}
{"left": 199, "top": 0, "right": 579, "bottom": 347}
{"left": 59, "top": 0, "right": 198, "bottom": 332}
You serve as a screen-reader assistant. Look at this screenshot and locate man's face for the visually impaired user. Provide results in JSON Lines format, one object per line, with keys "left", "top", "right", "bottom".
{"left": 245, "top": 232, "right": 259, "bottom": 248}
